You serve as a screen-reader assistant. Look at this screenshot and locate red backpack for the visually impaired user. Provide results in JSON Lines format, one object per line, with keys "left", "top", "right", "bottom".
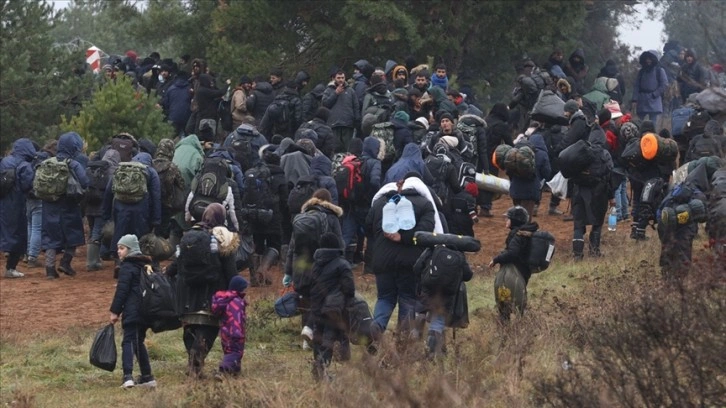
{"left": 333, "top": 154, "right": 365, "bottom": 204}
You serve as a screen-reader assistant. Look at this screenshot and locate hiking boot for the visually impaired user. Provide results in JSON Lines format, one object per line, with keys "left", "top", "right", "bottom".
{"left": 57, "top": 253, "right": 76, "bottom": 276}
{"left": 27, "top": 257, "right": 41, "bottom": 268}
{"left": 135, "top": 374, "right": 157, "bottom": 388}
{"left": 46, "top": 266, "right": 59, "bottom": 280}
{"left": 120, "top": 375, "right": 135, "bottom": 389}
{"left": 572, "top": 239, "right": 585, "bottom": 261}
{"left": 589, "top": 232, "right": 602, "bottom": 257}
{"left": 4, "top": 269, "right": 25, "bottom": 278}
{"left": 548, "top": 207, "right": 563, "bottom": 216}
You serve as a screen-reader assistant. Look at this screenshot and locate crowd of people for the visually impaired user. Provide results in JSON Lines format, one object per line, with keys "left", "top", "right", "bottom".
{"left": 1, "top": 42, "right": 725, "bottom": 385}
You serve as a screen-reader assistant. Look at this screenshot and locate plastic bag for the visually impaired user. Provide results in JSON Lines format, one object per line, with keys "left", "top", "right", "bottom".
{"left": 546, "top": 171, "right": 568, "bottom": 199}
{"left": 89, "top": 324, "right": 117, "bottom": 372}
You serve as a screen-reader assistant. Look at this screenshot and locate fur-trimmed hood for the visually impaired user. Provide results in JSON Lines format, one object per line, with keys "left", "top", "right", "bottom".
{"left": 458, "top": 113, "right": 487, "bottom": 128}
{"left": 212, "top": 225, "right": 240, "bottom": 256}
{"left": 301, "top": 197, "right": 343, "bottom": 217}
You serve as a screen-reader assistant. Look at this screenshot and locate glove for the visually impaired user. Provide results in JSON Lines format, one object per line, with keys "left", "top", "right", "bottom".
{"left": 282, "top": 274, "right": 292, "bottom": 287}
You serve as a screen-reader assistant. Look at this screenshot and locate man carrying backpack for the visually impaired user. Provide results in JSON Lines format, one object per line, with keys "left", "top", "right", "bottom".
{"left": 153, "top": 139, "right": 187, "bottom": 245}
{"left": 0, "top": 139, "right": 37, "bottom": 278}
{"left": 223, "top": 124, "right": 268, "bottom": 172}
{"left": 103, "top": 152, "right": 161, "bottom": 272}
{"left": 86, "top": 149, "right": 120, "bottom": 271}
{"left": 185, "top": 156, "right": 241, "bottom": 233}
{"left": 296, "top": 107, "right": 336, "bottom": 159}
{"left": 39, "top": 132, "right": 89, "bottom": 279}
{"left": 260, "top": 81, "right": 303, "bottom": 140}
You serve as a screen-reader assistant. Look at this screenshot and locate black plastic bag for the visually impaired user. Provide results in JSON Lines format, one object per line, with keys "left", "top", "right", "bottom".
{"left": 89, "top": 324, "right": 117, "bottom": 372}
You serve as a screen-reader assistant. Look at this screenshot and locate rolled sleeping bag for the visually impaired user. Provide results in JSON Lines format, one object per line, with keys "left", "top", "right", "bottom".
{"left": 640, "top": 132, "right": 678, "bottom": 162}
{"left": 557, "top": 139, "right": 594, "bottom": 178}
{"left": 492, "top": 144, "right": 512, "bottom": 171}
{"left": 475, "top": 173, "right": 510, "bottom": 195}
{"left": 139, "top": 233, "right": 175, "bottom": 261}
{"left": 413, "top": 231, "right": 481, "bottom": 252}
{"left": 494, "top": 263, "right": 527, "bottom": 317}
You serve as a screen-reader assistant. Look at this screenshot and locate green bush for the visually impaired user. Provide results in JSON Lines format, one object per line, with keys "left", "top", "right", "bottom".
{"left": 60, "top": 76, "right": 174, "bottom": 152}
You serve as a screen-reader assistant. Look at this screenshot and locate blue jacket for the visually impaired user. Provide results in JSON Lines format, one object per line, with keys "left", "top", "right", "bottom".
{"left": 633, "top": 50, "right": 669, "bottom": 114}
{"left": 310, "top": 154, "right": 339, "bottom": 205}
{"left": 361, "top": 137, "right": 382, "bottom": 202}
{"left": 384, "top": 143, "right": 433, "bottom": 185}
{"left": 0, "top": 139, "right": 36, "bottom": 252}
{"left": 42, "top": 132, "right": 89, "bottom": 250}
{"left": 508, "top": 135, "right": 550, "bottom": 201}
{"left": 103, "top": 152, "right": 162, "bottom": 251}
{"left": 161, "top": 77, "right": 192, "bottom": 125}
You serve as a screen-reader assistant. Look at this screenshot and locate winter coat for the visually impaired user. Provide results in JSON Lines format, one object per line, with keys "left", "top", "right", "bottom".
{"left": 459, "top": 114, "right": 490, "bottom": 172}
{"left": 103, "top": 152, "right": 162, "bottom": 251}
{"left": 391, "top": 118, "right": 414, "bottom": 160}
{"left": 259, "top": 87, "right": 303, "bottom": 139}
{"left": 509, "top": 134, "right": 551, "bottom": 201}
{"left": 166, "top": 225, "right": 239, "bottom": 326}
{"left": 161, "top": 76, "right": 192, "bottom": 126}
{"left": 492, "top": 222, "right": 538, "bottom": 283}
{"left": 678, "top": 50, "right": 710, "bottom": 100}
{"left": 563, "top": 48, "right": 589, "bottom": 95}
{"left": 280, "top": 149, "right": 312, "bottom": 187}
{"left": 41, "top": 132, "right": 89, "bottom": 251}
{"left": 686, "top": 120, "right": 725, "bottom": 161}
{"left": 211, "top": 290, "right": 247, "bottom": 347}
{"left": 484, "top": 113, "right": 513, "bottom": 173}
{"left": 352, "top": 72, "right": 369, "bottom": 107}
{"left": 597, "top": 60, "right": 626, "bottom": 103}
{"left": 86, "top": 149, "right": 121, "bottom": 217}
{"left": 361, "top": 83, "right": 392, "bottom": 115}
{"left": 361, "top": 137, "right": 383, "bottom": 203}
{"left": 555, "top": 111, "right": 589, "bottom": 156}
{"left": 230, "top": 87, "right": 252, "bottom": 126}
{"left": 195, "top": 75, "right": 226, "bottom": 121}
{"left": 309, "top": 247, "right": 355, "bottom": 318}
{"left": 384, "top": 143, "right": 434, "bottom": 185}
{"left": 583, "top": 77, "right": 612, "bottom": 112}
{"left": 366, "top": 188, "right": 436, "bottom": 274}
{"left": 633, "top": 50, "right": 669, "bottom": 114}
{"left": 247, "top": 81, "right": 275, "bottom": 125}
{"left": 0, "top": 139, "right": 36, "bottom": 252}
{"left": 572, "top": 127, "right": 613, "bottom": 226}
{"left": 110, "top": 254, "right": 151, "bottom": 326}
{"left": 173, "top": 135, "right": 205, "bottom": 186}
{"left": 310, "top": 155, "right": 339, "bottom": 205}
{"left": 428, "top": 87, "right": 457, "bottom": 117}
{"left": 296, "top": 118, "right": 336, "bottom": 158}
{"left": 322, "top": 82, "right": 360, "bottom": 128}
{"left": 285, "top": 198, "right": 344, "bottom": 288}
{"left": 301, "top": 84, "right": 325, "bottom": 122}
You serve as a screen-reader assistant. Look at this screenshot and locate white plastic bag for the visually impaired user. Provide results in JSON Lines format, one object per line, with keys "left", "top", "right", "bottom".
{"left": 546, "top": 171, "right": 568, "bottom": 199}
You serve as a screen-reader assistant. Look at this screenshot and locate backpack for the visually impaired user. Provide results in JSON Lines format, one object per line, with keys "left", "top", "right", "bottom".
{"left": 86, "top": 160, "right": 110, "bottom": 204}
{"left": 528, "top": 231, "right": 555, "bottom": 272}
{"left": 371, "top": 122, "right": 396, "bottom": 161}
{"left": 0, "top": 168, "right": 16, "bottom": 198}
{"left": 139, "top": 264, "right": 181, "bottom": 333}
{"left": 267, "top": 97, "right": 291, "bottom": 126}
{"left": 153, "top": 158, "right": 186, "bottom": 212}
{"left": 292, "top": 209, "right": 329, "bottom": 253}
{"left": 33, "top": 157, "right": 70, "bottom": 202}
{"left": 332, "top": 154, "right": 365, "bottom": 204}
{"left": 228, "top": 124, "right": 258, "bottom": 171}
{"left": 177, "top": 227, "right": 221, "bottom": 286}
{"left": 287, "top": 175, "right": 319, "bottom": 214}
{"left": 687, "top": 135, "right": 723, "bottom": 161}
{"left": 217, "top": 99, "right": 233, "bottom": 132}
{"left": 671, "top": 106, "right": 694, "bottom": 142}
{"left": 241, "top": 162, "right": 272, "bottom": 208}
{"left": 503, "top": 145, "right": 536, "bottom": 178}
{"left": 420, "top": 245, "right": 466, "bottom": 296}
{"left": 426, "top": 154, "right": 453, "bottom": 206}
{"left": 456, "top": 122, "right": 478, "bottom": 164}
{"left": 111, "top": 136, "right": 136, "bottom": 162}
{"left": 457, "top": 160, "right": 477, "bottom": 188}
{"left": 112, "top": 162, "right": 148, "bottom": 203}
{"left": 189, "top": 157, "right": 230, "bottom": 221}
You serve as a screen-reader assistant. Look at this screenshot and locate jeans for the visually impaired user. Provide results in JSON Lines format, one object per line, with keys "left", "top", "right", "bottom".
{"left": 372, "top": 269, "right": 417, "bottom": 332}
{"left": 429, "top": 314, "right": 446, "bottom": 334}
{"left": 614, "top": 180, "right": 629, "bottom": 220}
{"left": 340, "top": 208, "right": 366, "bottom": 247}
{"left": 121, "top": 323, "right": 152, "bottom": 377}
{"left": 89, "top": 216, "right": 105, "bottom": 242}
{"left": 26, "top": 199, "right": 42, "bottom": 259}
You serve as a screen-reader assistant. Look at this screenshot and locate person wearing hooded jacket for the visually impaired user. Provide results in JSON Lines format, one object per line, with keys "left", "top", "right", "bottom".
{"left": 480, "top": 104, "right": 514, "bottom": 217}
{"left": 41, "top": 132, "right": 89, "bottom": 280}
{"left": 677, "top": 49, "right": 710, "bottom": 104}
{"left": 102, "top": 152, "right": 161, "bottom": 270}
{"left": 686, "top": 119, "right": 725, "bottom": 161}
{"left": 632, "top": 50, "right": 669, "bottom": 123}
{"left": 160, "top": 71, "right": 192, "bottom": 137}
{"left": 173, "top": 134, "right": 204, "bottom": 187}
{"left": 583, "top": 77, "right": 620, "bottom": 112}
{"left": 361, "top": 73, "right": 393, "bottom": 118}
{"left": 246, "top": 77, "right": 275, "bottom": 126}
{"left": 296, "top": 107, "right": 336, "bottom": 158}
{"left": 352, "top": 59, "right": 374, "bottom": 107}
{"left": 597, "top": 59, "right": 626, "bottom": 103}
{"left": 390, "top": 110, "right": 414, "bottom": 161}
{"left": 302, "top": 83, "right": 326, "bottom": 123}
{"left": 0, "top": 139, "right": 37, "bottom": 278}
{"left": 507, "top": 131, "right": 551, "bottom": 219}
{"left": 260, "top": 81, "right": 303, "bottom": 140}
{"left": 563, "top": 48, "right": 589, "bottom": 95}
{"left": 86, "top": 149, "right": 121, "bottom": 271}
{"left": 194, "top": 74, "right": 227, "bottom": 137}
{"left": 309, "top": 154, "right": 339, "bottom": 206}
{"left": 384, "top": 143, "right": 434, "bottom": 185}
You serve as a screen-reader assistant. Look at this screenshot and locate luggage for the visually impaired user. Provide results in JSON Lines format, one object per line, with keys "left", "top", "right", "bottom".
{"left": 333, "top": 154, "right": 365, "bottom": 204}
{"left": 413, "top": 231, "right": 481, "bottom": 252}
{"left": 621, "top": 137, "right": 647, "bottom": 169}
{"left": 274, "top": 290, "right": 300, "bottom": 318}
{"left": 33, "top": 157, "right": 70, "bottom": 202}
{"left": 695, "top": 87, "right": 726, "bottom": 114}
{"left": 89, "top": 324, "right": 117, "bottom": 372}
{"left": 287, "top": 175, "right": 318, "bottom": 215}
{"left": 671, "top": 106, "right": 694, "bottom": 141}
{"left": 85, "top": 160, "right": 110, "bottom": 204}
{"left": 528, "top": 231, "right": 556, "bottom": 272}
{"left": 112, "top": 162, "right": 148, "bottom": 203}
{"left": 139, "top": 264, "right": 181, "bottom": 333}
{"left": 558, "top": 139, "right": 595, "bottom": 178}
{"left": 475, "top": 173, "right": 510, "bottom": 195}
{"left": 292, "top": 209, "right": 329, "bottom": 250}
{"left": 640, "top": 132, "right": 678, "bottom": 162}
{"left": 494, "top": 264, "right": 527, "bottom": 317}
{"left": 530, "top": 89, "right": 568, "bottom": 125}
{"left": 188, "top": 157, "right": 230, "bottom": 221}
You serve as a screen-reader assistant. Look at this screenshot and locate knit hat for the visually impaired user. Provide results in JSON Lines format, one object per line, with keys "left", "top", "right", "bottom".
{"left": 118, "top": 234, "right": 141, "bottom": 255}
{"left": 439, "top": 111, "right": 454, "bottom": 123}
{"left": 315, "top": 107, "right": 330, "bottom": 122}
{"left": 619, "top": 121, "right": 639, "bottom": 141}
{"left": 319, "top": 232, "right": 341, "bottom": 250}
{"left": 229, "top": 275, "right": 248, "bottom": 293}
{"left": 415, "top": 117, "right": 429, "bottom": 130}
{"left": 440, "top": 135, "right": 459, "bottom": 148}
{"left": 564, "top": 100, "right": 579, "bottom": 114}
{"left": 640, "top": 120, "right": 656, "bottom": 135}
{"left": 598, "top": 109, "right": 611, "bottom": 126}
{"left": 238, "top": 75, "right": 252, "bottom": 85}
{"left": 392, "top": 110, "right": 410, "bottom": 123}
{"left": 505, "top": 206, "right": 529, "bottom": 227}
{"left": 604, "top": 100, "right": 623, "bottom": 119}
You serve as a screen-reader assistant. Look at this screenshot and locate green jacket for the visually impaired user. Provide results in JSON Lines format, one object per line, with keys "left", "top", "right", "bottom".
{"left": 172, "top": 134, "right": 204, "bottom": 186}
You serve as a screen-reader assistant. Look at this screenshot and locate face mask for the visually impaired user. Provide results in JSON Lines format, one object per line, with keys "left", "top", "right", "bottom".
{"left": 158, "top": 74, "right": 165, "bottom": 83}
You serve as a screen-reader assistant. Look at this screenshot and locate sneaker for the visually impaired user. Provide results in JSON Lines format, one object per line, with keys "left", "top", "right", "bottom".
{"left": 301, "top": 326, "right": 313, "bottom": 342}
{"left": 27, "top": 257, "right": 40, "bottom": 268}
{"left": 4, "top": 269, "right": 25, "bottom": 278}
{"left": 135, "top": 374, "right": 157, "bottom": 388}
{"left": 120, "top": 375, "right": 135, "bottom": 389}
{"left": 548, "top": 208, "right": 564, "bottom": 216}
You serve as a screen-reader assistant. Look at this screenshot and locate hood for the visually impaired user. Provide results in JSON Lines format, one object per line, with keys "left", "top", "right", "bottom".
{"left": 391, "top": 65, "right": 408, "bottom": 79}
{"left": 704, "top": 120, "right": 723, "bottom": 137}
{"left": 175, "top": 134, "right": 203, "bottom": 155}
{"left": 255, "top": 81, "right": 273, "bottom": 94}
{"left": 639, "top": 50, "right": 661, "bottom": 66}
{"left": 294, "top": 70, "right": 310, "bottom": 86}
{"left": 156, "top": 138, "right": 175, "bottom": 160}
{"left": 362, "top": 136, "right": 381, "bottom": 159}
{"left": 173, "top": 77, "right": 190, "bottom": 88}
{"left": 515, "top": 222, "right": 539, "bottom": 235}
{"left": 588, "top": 125, "right": 607, "bottom": 147}
{"left": 208, "top": 148, "right": 235, "bottom": 162}
{"left": 132, "top": 152, "right": 153, "bottom": 166}
{"left": 313, "top": 247, "right": 344, "bottom": 264}
{"left": 568, "top": 48, "right": 586, "bottom": 67}
{"left": 212, "top": 225, "right": 240, "bottom": 256}
{"left": 401, "top": 142, "right": 423, "bottom": 160}
{"left": 310, "top": 154, "right": 332, "bottom": 177}
{"left": 528, "top": 132, "right": 548, "bottom": 153}
{"left": 277, "top": 137, "right": 296, "bottom": 155}
{"left": 12, "top": 138, "right": 37, "bottom": 162}
{"left": 309, "top": 83, "right": 326, "bottom": 97}
{"left": 301, "top": 196, "right": 343, "bottom": 217}
{"left": 428, "top": 86, "right": 447, "bottom": 103}
{"left": 458, "top": 114, "right": 487, "bottom": 128}
{"left": 599, "top": 59, "right": 619, "bottom": 78}
{"left": 57, "top": 132, "right": 84, "bottom": 160}
{"left": 367, "top": 82, "right": 389, "bottom": 95}
{"left": 384, "top": 60, "right": 397, "bottom": 75}
{"left": 684, "top": 48, "right": 697, "bottom": 61}
{"left": 213, "top": 290, "right": 241, "bottom": 308}
{"left": 591, "top": 76, "right": 609, "bottom": 93}
{"left": 102, "top": 149, "right": 121, "bottom": 168}
{"left": 198, "top": 73, "right": 214, "bottom": 88}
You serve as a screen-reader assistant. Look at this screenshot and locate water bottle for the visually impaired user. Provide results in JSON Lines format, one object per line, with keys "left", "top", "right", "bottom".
{"left": 382, "top": 196, "right": 399, "bottom": 233}
{"left": 397, "top": 196, "right": 416, "bottom": 230}
{"left": 210, "top": 235, "right": 219, "bottom": 253}
{"left": 608, "top": 207, "right": 618, "bottom": 232}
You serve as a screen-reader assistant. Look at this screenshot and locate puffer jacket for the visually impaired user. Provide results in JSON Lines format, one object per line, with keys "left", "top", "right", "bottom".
{"left": 322, "top": 82, "right": 360, "bottom": 128}
{"left": 310, "top": 155, "right": 339, "bottom": 205}
{"left": 211, "top": 290, "right": 247, "bottom": 346}
{"left": 492, "top": 222, "right": 538, "bottom": 283}
{"left": 309, "top": 247, "right": 355, "bottom": 317}
{"left": 110, "top": 254, "right": 152, "bottom": 325}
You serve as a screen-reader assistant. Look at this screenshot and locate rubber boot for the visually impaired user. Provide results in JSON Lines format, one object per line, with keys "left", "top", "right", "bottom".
{"left": 46, "top": 266, "right": 59, "bottom": 280}
{"left": 588, "top": 232, "right": 602, "bottom": 257}
{"left": 249, "top": 254, "right": 261, "bottom": 287}
{"left": 86, "top": 242, "right": 103, "bottom": 271}
{"left": 57, "top": 252, "right": 76, "bottom": 276}
{"left": 257, "top": 248, "right": 279, "bottom": 286}
{"left": 572, "top": 239, "right": 585, "bottom": 261}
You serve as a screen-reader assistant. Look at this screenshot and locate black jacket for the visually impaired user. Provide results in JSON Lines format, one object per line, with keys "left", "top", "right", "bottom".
{"left": 110, "top": 254, "right": 152, "bottom": 326}
{"left": 493, "top": 222, "right": 538, "bottom": 283}
{"left": 247, "top": 82, "right": 275, "bottom": 125}
{"left": 484, "top": 113, "right": 513, "bottom": 172}
{"left": 308, "top": 248, "right": 355, "bottom": 317}
{"left": 296, "top": 118, "right": 336, "bottom": 158}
